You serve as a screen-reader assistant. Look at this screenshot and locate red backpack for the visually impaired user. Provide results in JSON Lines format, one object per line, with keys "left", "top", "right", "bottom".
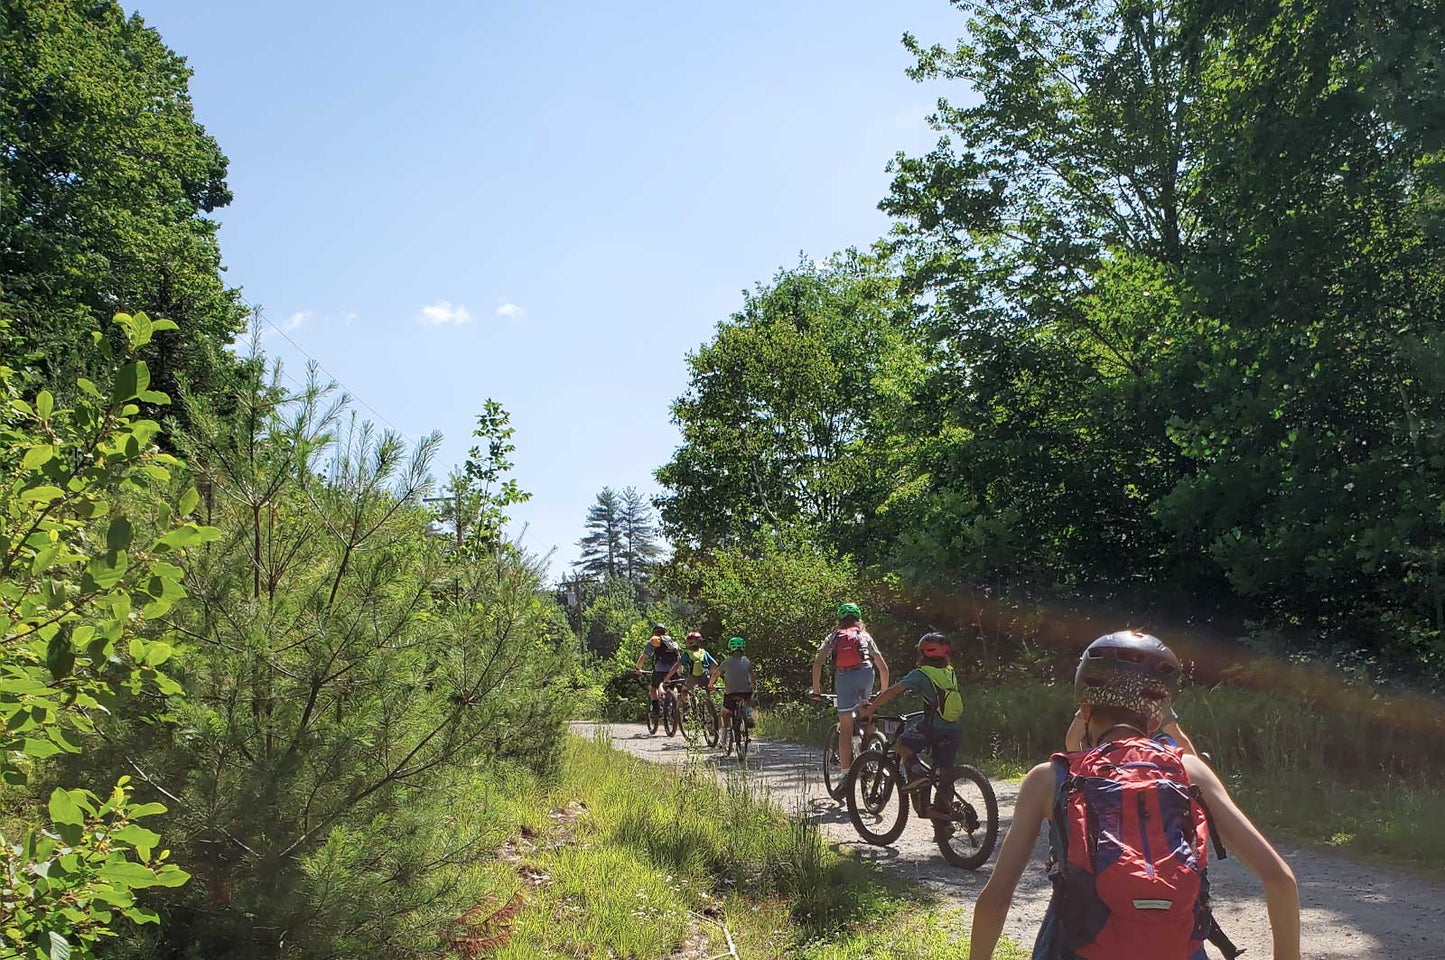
{"left": 1041, "top": 737, "right": 1226, "bottom": 960}
{"left": 830, "top": 626, "right": 866, "bottom": 670}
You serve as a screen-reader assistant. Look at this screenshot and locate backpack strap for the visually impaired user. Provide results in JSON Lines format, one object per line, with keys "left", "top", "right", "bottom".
{"left": 1047, "top": 755, "right": 1073, "bottom": 879}
{"left": 1190, "top": 784, "right": 1229, "bottom": 860}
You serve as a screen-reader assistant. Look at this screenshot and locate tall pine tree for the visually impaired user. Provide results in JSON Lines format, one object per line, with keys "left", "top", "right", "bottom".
{"left": 619, "top": 486, "right": 662, "bottom": 600}
{"left": 576, "top": 487, "right": 623, "bottom": 580}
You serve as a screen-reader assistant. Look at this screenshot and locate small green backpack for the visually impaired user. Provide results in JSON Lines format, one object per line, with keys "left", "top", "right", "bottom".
{"left": 918, "top": 665, "right": 964, "bottom": 723}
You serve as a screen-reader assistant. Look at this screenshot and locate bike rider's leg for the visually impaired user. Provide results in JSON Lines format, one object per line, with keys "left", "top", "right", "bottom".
{"left": 649, "top": 678, "right": 662, "bottom": 715}
{"left": 838, "top": 711, "right": 856, "bottom": 769}
{"left": 927, "top": 734, "right": 960, "bottom": 824}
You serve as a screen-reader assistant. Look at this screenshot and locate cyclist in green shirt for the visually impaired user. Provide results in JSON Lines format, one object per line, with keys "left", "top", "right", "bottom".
{"left": 665, "top": 631, "right": 717, "bottom": 714}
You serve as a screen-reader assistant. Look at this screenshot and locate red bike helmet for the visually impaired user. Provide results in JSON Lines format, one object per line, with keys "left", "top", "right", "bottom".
{"left": 685, "top": 631, "right": 703, "bottom": 645}
{"left": 917, "top": 632, "right": 952, "bottom": 659}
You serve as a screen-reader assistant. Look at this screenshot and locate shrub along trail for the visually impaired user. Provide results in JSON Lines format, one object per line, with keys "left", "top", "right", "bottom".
{"left": 575, "top": 722, "right": 1445, "bottom": 959}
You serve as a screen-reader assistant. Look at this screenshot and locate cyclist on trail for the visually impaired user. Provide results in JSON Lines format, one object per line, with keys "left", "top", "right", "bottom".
{"left": 967, "top": 631, "right": 1300, "bottom": 960}
{"left": 857, "top": 632, "right": 965, "bottom": 841}
{"left": 711, "top": 636, "right": 755, "bottom": 735}
{"left": 634, "top": 624, "right": 681, "bottom": 722}
{"left": 666, "top": 631, "right": 717, "bottom": 714}
{"left": 810, "top": 602, "right": 890, "bottom": 772}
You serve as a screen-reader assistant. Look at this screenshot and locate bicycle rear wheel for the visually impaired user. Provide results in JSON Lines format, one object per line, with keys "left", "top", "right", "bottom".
{"left": 823, "top": 725, "right": 845, "bottom": 800}
{"left": 935, "top": 764, "right": 1000, "bottom": 870}
{"left": 663, "top": 696, "right": 679, "bottom": 737}
{"left": 846, "top": 750, "right": 908, "bottom": 845}
{"left": 702, "top": 697, "right": 720, "bottom": 747}
{"left": 645, "top": 698, "right": 659, "bottom": 734}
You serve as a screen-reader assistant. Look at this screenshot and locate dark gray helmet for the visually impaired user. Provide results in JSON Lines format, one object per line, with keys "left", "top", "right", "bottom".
{"left": 1074, "top": 631, "right": 1181, "bottom": 726}
{"left": 652, "top": 623, "right": 667, "bottom": 634}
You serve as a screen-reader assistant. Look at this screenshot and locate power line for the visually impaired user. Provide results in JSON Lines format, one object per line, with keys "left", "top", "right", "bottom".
{"left": 254, "top": 312, "right": 418, "bottom": 444}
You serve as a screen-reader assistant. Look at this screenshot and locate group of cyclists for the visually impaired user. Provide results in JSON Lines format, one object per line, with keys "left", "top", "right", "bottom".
{"left": 634, "top": 623, "right": 755, "bottom": 739}
{"left": 635, "top": 602, "right": 1302, "bottom": 960}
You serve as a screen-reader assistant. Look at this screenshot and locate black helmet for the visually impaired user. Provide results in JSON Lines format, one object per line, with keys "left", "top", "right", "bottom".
{"left": 652, "top": 623, "right": 667, "bottom": 635}
{"left": 1074, "top": 631, "right": 1181, "bottom": 726}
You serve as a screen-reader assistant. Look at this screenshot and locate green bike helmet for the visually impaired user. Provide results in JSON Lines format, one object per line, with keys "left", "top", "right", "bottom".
{"left": 727, "top": 636, "right": 746, "bottom": 652}
{"left": 837, "top": 602, "right": 862, "bottom": 621}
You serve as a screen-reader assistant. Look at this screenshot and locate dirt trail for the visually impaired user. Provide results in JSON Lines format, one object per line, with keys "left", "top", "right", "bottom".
{"left": 573, "top": 722, "right": 1444, "bottom": 959}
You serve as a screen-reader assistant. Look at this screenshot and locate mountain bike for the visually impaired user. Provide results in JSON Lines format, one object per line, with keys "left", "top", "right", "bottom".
{"left": 720, "top": 696, "right": 752, "bottom": 760}
{"left": 639, "top": 672, "right": 661, "bottom": 734}
{"left": 659, "top": 678, "right": 684, "bottom": 737}
{"left": 845, "top": 710, "right": 999, "bottom": 869}
{"left": 811, "top": 693, "right": 888, "bottom": 801}
{"left": 679, "top": 683, "right": 720, "bottom": 747}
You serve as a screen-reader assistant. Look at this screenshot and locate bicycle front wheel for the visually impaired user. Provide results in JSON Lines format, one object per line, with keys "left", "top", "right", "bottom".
{"left": 645, "top": 699, "right": 659, "bottom": 734}
{"left": 846, "top": 750, "right": 908, "bottom": 845}
{"left": 678, "top": 699, "right": 695, "bottom": 742}
{"left": 663, "top": 698, "right": 679, "bottom": 737}
{"left": 936, "top": 764, "right": 1000, "bottom": 870}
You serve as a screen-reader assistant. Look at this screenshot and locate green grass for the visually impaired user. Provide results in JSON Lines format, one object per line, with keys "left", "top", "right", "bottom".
{"left": 457, "top": 736, "right": 1025, "bottom": 959}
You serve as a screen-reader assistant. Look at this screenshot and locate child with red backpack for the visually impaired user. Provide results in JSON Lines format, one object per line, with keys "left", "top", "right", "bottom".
{"left": 968, "top": 631, "right": 1300, "bottom": 960}
{"left": 810, "top": 602, "right": 890, "bottom": 771}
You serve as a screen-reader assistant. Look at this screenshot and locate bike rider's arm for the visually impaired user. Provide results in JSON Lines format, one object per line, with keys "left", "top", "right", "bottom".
{"left": 857, "top": 681, "right": 907, "bottom": 718}
{"left": 663, "top": 660, "right": 681, "bottom": 684}
{"left": 968, "top": 762, "right": 1054, "bottom": 960}
{"left": 1065, "top": 710, "right": 1085, "bottom": 751}
{"left": 1183, "top": 754, "right": 1300, "bottom": 960}
{"left": 810, "top": 639, "right": 829, "bottom": 697}
{"left": 873, "top": 644, "right": 890, "bottom": 690}
{"left": 635, "top": 638, "right": 652, "bottom": 673}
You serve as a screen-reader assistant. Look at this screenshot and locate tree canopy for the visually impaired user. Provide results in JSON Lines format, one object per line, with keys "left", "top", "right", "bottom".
{"left": 1, "top": 0, "right": 246, "bottom": 399}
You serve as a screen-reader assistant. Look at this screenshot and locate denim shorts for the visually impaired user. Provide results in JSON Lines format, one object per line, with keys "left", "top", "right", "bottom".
{"left": 834, "top": 667, "right": 875, "bottom": 713}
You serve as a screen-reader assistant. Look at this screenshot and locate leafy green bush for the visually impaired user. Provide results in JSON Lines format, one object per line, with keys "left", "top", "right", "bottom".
{"left": 2, "top": 314, "right": 203, "bottom": 958}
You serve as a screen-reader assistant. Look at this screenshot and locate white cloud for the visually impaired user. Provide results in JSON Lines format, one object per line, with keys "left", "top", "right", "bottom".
{"left": 285, "top": 310, "right": 314, "bottom": 331}
{"left": 495, "top": 302, "right": 526, "bottom": 321}
{"left": 418, "top": 300, "right": 473, "bottom": 326}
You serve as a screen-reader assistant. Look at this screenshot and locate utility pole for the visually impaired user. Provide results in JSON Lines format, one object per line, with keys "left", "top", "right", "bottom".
{"left": 423, "top": 488, "right": 464, "bottom": 549}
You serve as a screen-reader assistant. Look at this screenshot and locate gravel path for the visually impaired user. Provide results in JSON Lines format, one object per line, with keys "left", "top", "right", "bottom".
{"left": 574, "top": 721, "right": 1445, "bottom": 959}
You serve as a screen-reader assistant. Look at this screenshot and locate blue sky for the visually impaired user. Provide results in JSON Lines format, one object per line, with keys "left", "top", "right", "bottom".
{"left": 130, "top": 0, "right": 965, "bottom": 577}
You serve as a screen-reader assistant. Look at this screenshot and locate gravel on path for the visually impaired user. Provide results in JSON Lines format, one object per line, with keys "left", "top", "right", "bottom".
{"left": 573, "top": 721, "right": 1445, "bottom": 960}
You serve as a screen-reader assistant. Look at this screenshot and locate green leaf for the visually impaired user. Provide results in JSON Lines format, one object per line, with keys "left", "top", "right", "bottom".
{"left": 49, "top": 931, "right": 71, "bottom": 960}
{"left": 76, "top": 378, "right": 101, "bottom": 399}
{"left": 36, "top": 390, "right": 55, "bottom": 420}
{"left": 19, "top": 485, "right": 64, "bottom": 504}
{"left": 127, "top": 802, "right": 168, "bottom": 819}
{"left": 155, "top": 524, "right": 221, "bottom": 551}
{"left": 141, "top": 642, "right": 173, "bottom": 667}
{"left": 137, "top": 390, "right": 170, "bottom": 405}
{"left": 107, "top": 516, "right": 133, "bottom": 552}
{"left": 46, "top": 630, "right": 75, "bottom": 681}
{"left": 48, "top": 788, "right": 84, "bottom": 827}
{"left": 178, "top": 487, "right": 199, "bottom": 517}
{"left": 111, "top": 362, "right": 150, "bottom": 403}
{"left": 22, "top": 445, "right": 55, "bottom": 469}
{"left": 24, "top": 738, "right": 62, "bottom": 758}
{"left": 111, "top": 824, "right": 161, "bottom": 853}
{"left": 97, "top": 859, "right": 188, "bottom": 889}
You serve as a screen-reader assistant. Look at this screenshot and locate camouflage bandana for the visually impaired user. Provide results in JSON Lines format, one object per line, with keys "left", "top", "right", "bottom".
{"left": 1079, "top": 671, "right": 1170, "bottom": 728}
